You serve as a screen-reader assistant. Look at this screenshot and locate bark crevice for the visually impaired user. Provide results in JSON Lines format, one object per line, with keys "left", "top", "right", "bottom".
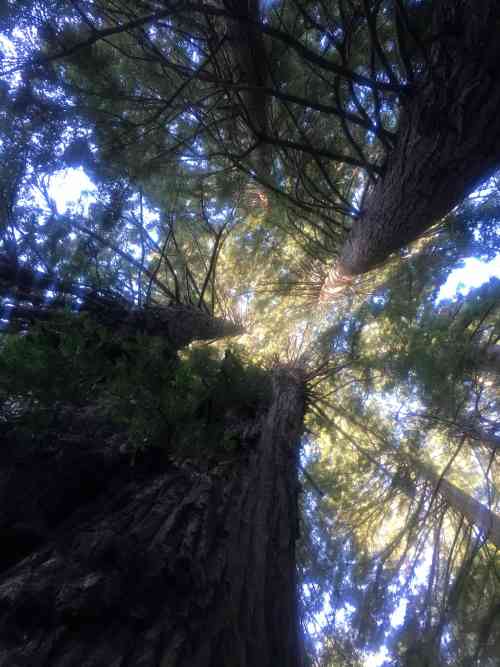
{"left": 0, "top": 369, "right": 306, "bottom": 667}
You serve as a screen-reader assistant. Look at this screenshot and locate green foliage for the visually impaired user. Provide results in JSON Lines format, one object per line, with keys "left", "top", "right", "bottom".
{"left": 0, "top": 315, "right": 271, "bottom": 457}
{"left": 2, "top": 2, "right": 500, "bottom": 664}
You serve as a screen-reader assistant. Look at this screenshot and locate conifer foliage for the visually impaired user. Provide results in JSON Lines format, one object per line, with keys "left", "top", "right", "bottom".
{"left": 1, "top": 1, "right": 500, "bottom": 665}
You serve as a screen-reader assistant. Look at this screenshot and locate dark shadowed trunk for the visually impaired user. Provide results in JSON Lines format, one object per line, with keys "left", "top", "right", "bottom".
{"left": 90, "top": 302, "right": 245, "bottom": 349}
{"left": 0, "top": 408, "right": 131, "bottom": 575}
{"left": 4, "top": 300, "right": 244, "bottom": 347}
{"left": 324, "top": 0, "right": 500, "bottom": 290}
{"left": 224, "top": 0, "right": 273, "bottom": 180}
{"left": 0, "top": 254, "right": 243, "bottom": 347}
{"left": 0, "top": 368, "right": 306, "bottom": 667}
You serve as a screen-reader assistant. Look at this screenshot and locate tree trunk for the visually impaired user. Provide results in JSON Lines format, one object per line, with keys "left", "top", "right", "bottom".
{"left": 224, "top": 0, "right": 273, "bottom": 180}
{"left": 0, "top": 408, "right": 130, "bottom": 575}
{"left": 0, "top": 254, "right": 243, "bottom": 346}
{"left": 3, "top": 300, "right": 243, "bottom": 347}
{"left": 327, "top": 0, "right": 500, "bottom": 286}
{"left": 91, "top": 302, "right": 244, "bottom": 349}
{"left": 324, "top": 411, "right": 500, "bottom": 548}
{"left": 415, "top": 460, "right": 500, "bottom": 550}
{"left": 0, "top": 369, "right": 306, "bottom": 667}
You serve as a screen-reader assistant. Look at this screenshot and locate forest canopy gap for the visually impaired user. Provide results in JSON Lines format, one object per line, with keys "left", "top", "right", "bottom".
{"left": 1, "top": 1, "right": 500, "bottom": 666}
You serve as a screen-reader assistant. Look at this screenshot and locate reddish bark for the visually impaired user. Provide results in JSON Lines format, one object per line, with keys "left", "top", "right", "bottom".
{"left": 323, "top": 0, "right": 500, "bottom": 294}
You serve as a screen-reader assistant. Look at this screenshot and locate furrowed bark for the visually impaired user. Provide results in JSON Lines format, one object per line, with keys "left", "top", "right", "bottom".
{"left": 0, "top": 369, "right": 306, "bottom": 667}
{"left": 0, "top": 408, "right": 129, "bottom": 575}
{"left": 324, "top": 0, "right": 500, "bottom": 291}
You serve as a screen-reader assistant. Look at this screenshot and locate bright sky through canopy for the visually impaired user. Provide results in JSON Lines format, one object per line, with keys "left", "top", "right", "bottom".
{"left": 438, "top": 255, "right": 500, "bottom": 301}
{"left": 49, "top": 170, "right": 500, "bottom": 304}
{"left": 48, "top": 168, "right": 97, "bottom": 214}
{"left": 41, "top": 166, "right": 500, "bottom": 667}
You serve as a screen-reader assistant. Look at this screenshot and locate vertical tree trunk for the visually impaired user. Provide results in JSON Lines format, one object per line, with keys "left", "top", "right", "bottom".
{"left": 224, "top": 0, "right": 273, "bottom": 180}
{"left": 416, "top": 460, "right": 500, "bottom": 550}
{"left": 0, "top": 369, "right": 306, "bottom": 667}
{"left": 322, "top": 0, "right": 500, "bottom": 291}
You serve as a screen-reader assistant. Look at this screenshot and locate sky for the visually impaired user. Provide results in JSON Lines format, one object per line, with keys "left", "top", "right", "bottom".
{"left": 438, "top": 255, "right": 500, "bottom": 301}
{"left": 2, "top": 19, "right": 500, "bottom": 667}
{"left": 33, "top": 147, "right": 500, "bottom": 667}
{"left": 47, "top": 167, "right": 97, "bottom": 214}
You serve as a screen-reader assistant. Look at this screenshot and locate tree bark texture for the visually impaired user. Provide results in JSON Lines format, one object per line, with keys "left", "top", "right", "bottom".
{"left": 0, "top": 369, "right": 306, "bottom": 667}
{"left": 335, "top": 0, "right": 500, "bottom": 279}
{"left": 0, "top": 409, "right": 129, "bottom": 575}
{"left": 417, "top": 460, "right": 500, "bottom": 550}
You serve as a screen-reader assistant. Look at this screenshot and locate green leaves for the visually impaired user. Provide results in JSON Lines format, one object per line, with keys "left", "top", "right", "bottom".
{"left": 0, "top": 316, "right": 271, "bottom": 458}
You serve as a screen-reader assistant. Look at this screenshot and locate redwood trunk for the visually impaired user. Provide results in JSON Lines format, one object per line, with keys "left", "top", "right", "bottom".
{"left": 336, "top": 0, "right": 500, "bottom": 279}
{"left": 0, "top": 370, "right": 306, "bottom": 666}
{"left": 224, "top": 0, "right": 273, "bottom": 180}
{"left": 0, "top": 254, "right": 242, "bottom": 346}
{"left": 103, "top": 303, "right": 244, "bottom": 349}
{"left": 3, "top": 301, "right": 243, "bottom": 347}
{"left": 417, "top": 460, "right": 500, "bottom": 550}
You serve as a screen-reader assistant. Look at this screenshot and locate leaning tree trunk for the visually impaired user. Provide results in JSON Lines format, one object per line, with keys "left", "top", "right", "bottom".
{"left": 87, "top": 302, "right": 244, "bottom": 349}
{"left": 0, "top": 368, "right": 306, "bottom": 667}
{"left": 2, "top": 300, "right": 244, "bottom": 348}
{"left": 415, "top": 460, "right": 500, "bottom": 550}
{"left": 322, "top": 0, "right": 500, "bottom": 295}
{"left": 0, "top": 254, "right": 243, "bottom": 347}
{"left": 328, "top": 413, "right": 500, "bottom": 548}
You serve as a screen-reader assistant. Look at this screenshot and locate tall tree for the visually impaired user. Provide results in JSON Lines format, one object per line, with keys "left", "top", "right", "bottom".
{"left": 0, "top": 363, "right": 306, "bottom": 666}
{"left": 1, "top": 2, "right": 500, "bottom": 666}
{"left": 5, "top": 1, "right": 500, "bottom": 291}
